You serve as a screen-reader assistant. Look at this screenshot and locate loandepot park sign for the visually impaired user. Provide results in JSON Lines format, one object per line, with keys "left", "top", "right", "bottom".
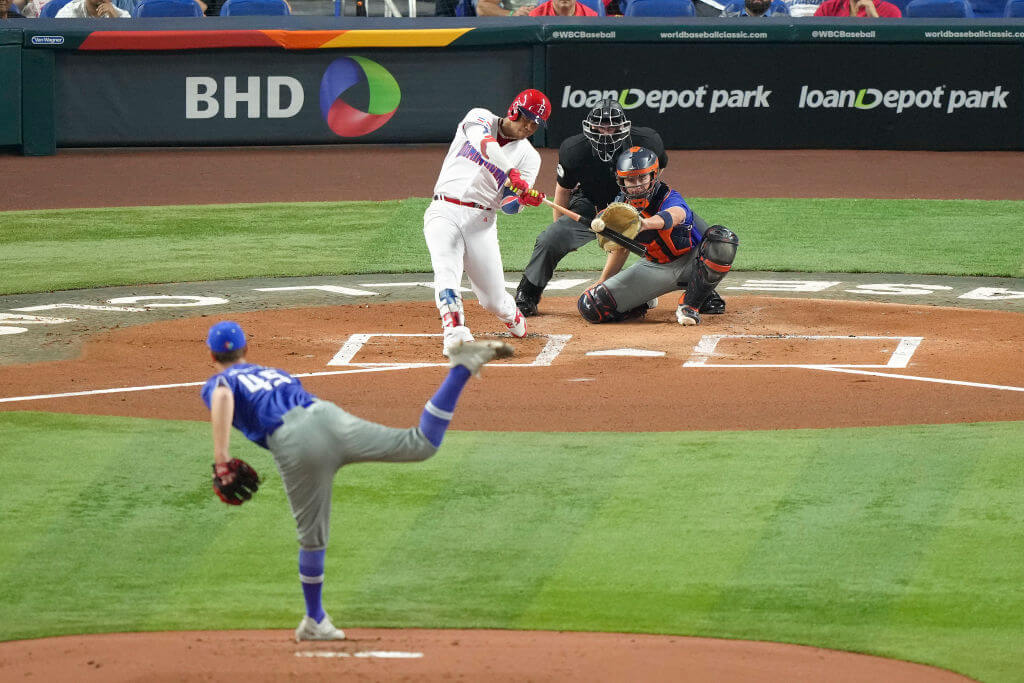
{"left": 798, "top": 85, "right": 1010, "bottom": 114}
{"left": 560, "top": 85, "right": 772, "bottom": 114}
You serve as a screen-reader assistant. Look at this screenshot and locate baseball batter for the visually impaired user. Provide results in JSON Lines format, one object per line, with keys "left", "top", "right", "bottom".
{"left": 577, "top": 146, "right": 739, "bottom": 325}
{"left": 424, "top": 88, "right": 551, "bottom": 356}
{"left": 200, "top": 321, "right": 512, "bottom": 642}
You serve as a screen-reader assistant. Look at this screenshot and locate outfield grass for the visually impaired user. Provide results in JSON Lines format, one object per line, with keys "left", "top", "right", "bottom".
{"left": 1, "top": 412, "right": 1021, "bottom": 682}
{"left": 1, "top": 197, "right": 1022, "bottom": 294}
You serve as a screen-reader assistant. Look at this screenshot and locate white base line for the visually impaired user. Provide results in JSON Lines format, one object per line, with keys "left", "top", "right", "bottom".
{"left": 806, "top": 366, "right": 1024, "bottom": 392}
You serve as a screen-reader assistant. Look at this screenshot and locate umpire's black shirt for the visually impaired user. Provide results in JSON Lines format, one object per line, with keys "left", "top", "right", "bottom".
{"left": 555, "top": 127, "right": 668, "bottom": 223}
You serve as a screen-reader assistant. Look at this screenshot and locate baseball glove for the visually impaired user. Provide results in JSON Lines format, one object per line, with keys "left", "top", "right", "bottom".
{"left": 593, "top": 202, "right": 642, "bottom": 253}
{"left": 212, "top": 458, "right": 260, "bottom": 506}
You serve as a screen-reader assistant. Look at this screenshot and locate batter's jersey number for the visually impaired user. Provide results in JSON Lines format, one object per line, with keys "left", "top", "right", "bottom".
{"left": 237, "top": 369, "right": 292, "bottom": 393}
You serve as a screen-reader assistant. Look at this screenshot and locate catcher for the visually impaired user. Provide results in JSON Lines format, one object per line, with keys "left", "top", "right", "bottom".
{"left": 200, "top": 321, "right": 512, "bottom": 642}
{"left": 577, "top": 146, "right": 739, "bottom": 326}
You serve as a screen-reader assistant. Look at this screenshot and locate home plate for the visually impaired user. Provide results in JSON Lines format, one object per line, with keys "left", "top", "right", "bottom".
{"left": 296, "top": 651, "right": 424, "bottom": 659}
{"left": 586, "top": 349, "right": 666, "bottom": 357}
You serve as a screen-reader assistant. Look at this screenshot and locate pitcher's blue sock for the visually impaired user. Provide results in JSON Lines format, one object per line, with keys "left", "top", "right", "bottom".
{"left": 299, "top": 548, "right": 326, "bottom": 622}
{"left": 419, "top": 365, "right": 471, "bottom": 447}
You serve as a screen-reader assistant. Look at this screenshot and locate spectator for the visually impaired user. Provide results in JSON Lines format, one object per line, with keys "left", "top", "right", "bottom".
{"left": 530, "top": 0, "right": 597, "bottom": 13}
{"left": 19, "top": 0, "right": 46, "bottom": 16}
{"left": 0, "top": 0, "right": 26, "bottom": 16}
{"left": 814, "top": 0, "right": 900, "bottom": 15}
{"left": 475, "top": 0, "right": 535, "bottom": 15}
{"left": 56, "top": 0, "right": 131, "bottom": 15}
{"left": 722, "top": 0, "right": 788, "bottom": 14}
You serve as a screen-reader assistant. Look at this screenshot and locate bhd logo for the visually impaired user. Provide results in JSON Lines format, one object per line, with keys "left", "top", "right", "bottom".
{"left": 319, "top": 57, "right": 401, "bottom": 137}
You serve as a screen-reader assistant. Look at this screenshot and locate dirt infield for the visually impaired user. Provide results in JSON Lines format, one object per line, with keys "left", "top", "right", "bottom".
{"left": 3, "top": 146, "right": 1019, "bottom": 681}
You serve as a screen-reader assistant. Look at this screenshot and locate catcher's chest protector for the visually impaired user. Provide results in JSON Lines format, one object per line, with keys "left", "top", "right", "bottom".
{"left": 633, "top": 184, "right": 693, "bottom": 264}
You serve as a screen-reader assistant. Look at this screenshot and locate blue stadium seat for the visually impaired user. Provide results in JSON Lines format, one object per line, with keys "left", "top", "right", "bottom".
{"left": 625, "top": 0, "right": 694, "bottom": 14}
{"left": 721, "top": 0, "right": 788, "bottom": 13}
{"left": 133, "top": 0, "right": 203, "bottom": 15}
{"left": 881, "top": 0, "right": 909, "bottom": 11}
{"left": 220, "top": 0, "right": 289, "bottom": 12}
{"left": 455, "top": 0, "right": 475, "bottom": 13}
{"left": 39, "top": 0, "right": 74, "bottom": 17}
{"left": 1005, "top": 0, "right": 1024, "bottom": 13}
{"left": 577, "top": 0, "right": 607, "bottom": 13}
{"left": 967, "top": 0, "right": 1002, "bottom": 13}
{"left": 903, "top": 0, "right": 974, "bottom": 14}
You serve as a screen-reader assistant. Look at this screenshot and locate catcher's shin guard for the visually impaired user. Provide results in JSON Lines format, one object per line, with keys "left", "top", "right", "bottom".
{"left": 577, "top": 284, "right": 623, "bottom": 323}
{"left": 438, "top": 288, "right": 465, "bottom": 329}
{"left": 682, "top": 226, "right": 738, "bottom": 310}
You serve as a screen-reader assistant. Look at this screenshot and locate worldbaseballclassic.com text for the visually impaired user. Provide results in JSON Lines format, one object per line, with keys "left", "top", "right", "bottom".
{"left": 560, "top": 86, "right": 771, "bottom": 114}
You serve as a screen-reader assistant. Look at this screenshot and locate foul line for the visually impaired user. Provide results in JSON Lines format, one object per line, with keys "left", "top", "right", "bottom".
{"left": 807, "top": 366, "right": 1024, "bottom": 392}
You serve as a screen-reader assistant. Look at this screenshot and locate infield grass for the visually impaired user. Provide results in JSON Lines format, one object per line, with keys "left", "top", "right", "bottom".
{"left": 1, "top": 197, "right": 1022, "bottom": 294}
{"left": 1, "top": 411, "right": 1021, "bottom": 682}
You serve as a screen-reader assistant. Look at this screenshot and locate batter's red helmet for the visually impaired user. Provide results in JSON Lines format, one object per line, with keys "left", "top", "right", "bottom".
{"left": 507, "top": 89, "right": 551, "bottom": 127}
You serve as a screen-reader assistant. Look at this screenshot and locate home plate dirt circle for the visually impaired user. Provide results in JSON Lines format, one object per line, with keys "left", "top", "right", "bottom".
{"left": 0, "top": 628, "right": 976, "bottom": 682}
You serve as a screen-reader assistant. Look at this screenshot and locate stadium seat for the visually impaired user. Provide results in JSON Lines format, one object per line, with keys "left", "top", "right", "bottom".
{"left": 577, "top": 0, "right": 607, "bottom": 13}
{"left": 1005, "top": 0, "right": 1024, "bottom": 13}
{"left": 721, "top": 0, "right": 788, "bottom": 13}
{"left": 967, "top": 0, "right": 1002, "bottom": 13}
{"left": 38, "top": 0, "right": 74, "bottom": 17}
{"left": 133, "top": 0, "right": 203, "bottom": 15}
{"left": 220, "top": 0, "right": 289, "bottom": 12}
{"left": 625, "top": 0, "right": 695, "bottom": 14}
{"left": 454, "top": 0, "right": 475, "bottom": 13}
{"left": 881, "top": 0, "right": 909, "bottom": 11}
{"left": 903, "top": 0, "right": 974, "bottom": 14}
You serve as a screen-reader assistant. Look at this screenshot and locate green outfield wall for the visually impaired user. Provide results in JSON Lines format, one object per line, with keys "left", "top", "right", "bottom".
{"left": 3, "top": 17, "right": 1024, "bottom": 154}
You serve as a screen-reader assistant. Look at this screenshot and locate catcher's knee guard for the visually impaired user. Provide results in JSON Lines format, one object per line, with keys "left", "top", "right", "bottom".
{"left": 697, "top": 226, "right": 739, "bottom": 286}
{"left": 577, "top": 283, "right": 621, "bottom": 324}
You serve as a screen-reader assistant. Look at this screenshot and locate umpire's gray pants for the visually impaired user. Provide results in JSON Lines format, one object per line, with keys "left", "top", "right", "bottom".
{"left": 523, "top": 212, "right": 710, "bottom": 290}
{"left": 266, "top": 400, "right": 437, "bottom": 551}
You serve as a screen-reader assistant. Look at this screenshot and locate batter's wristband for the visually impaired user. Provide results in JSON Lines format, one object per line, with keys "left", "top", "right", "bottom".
{"left": 656, "top": 210, "right": 674, "bottom": 228}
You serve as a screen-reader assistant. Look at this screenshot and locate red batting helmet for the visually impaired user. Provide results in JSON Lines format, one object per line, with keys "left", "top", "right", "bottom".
{"left": 507, "top": 89, "right": 551, "bottom": 127}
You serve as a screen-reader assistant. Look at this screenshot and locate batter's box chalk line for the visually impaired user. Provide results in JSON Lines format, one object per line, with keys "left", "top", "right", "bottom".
{"left": 327, "top": 333, "right": 571, "bottom": 369}
{"left": 683, "top": 334, "right": 1024, "bottom": 393}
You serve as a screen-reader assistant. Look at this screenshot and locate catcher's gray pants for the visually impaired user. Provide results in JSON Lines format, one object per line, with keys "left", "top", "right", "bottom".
{"left": 523, "top": 212, "right": 710, "bottom": 291}
{"left": 266, "top": 400, "right": 437, "bottom": 551}
{"left": 603, "top": 253, "right": 701, "bottom": 313}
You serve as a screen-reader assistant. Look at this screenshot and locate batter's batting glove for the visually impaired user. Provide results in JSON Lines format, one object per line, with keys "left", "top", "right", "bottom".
{"left": 519, "top": 188, "right": 545, "bottom": 207}
{"left": 506, "top": 168, "right": 530, "bottom": 195}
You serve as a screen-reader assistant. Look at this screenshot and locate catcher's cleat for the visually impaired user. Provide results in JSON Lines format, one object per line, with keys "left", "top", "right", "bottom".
{"left": 700, "top": 291, "right": 726, "bottom": 315}
{"left": 448, "top": 340, "right": 514, "bottom": 376}
{"left": 505, "top": 309, "right": 528, "bottom": 338}
{"left": 676, "top": 305, "right": 701, "bottom": 326}
{"left": 646, "top": 297, "right": 658, "bottom": 310}
{"left": 442, "top": 325, "right": 474, "bottom": 358}
{"left": 295, "top": 613, "right": 346, "bottom": 642}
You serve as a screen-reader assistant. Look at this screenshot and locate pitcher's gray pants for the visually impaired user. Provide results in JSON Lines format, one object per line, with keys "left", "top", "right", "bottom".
{"left": 266, "top": 400, "right": 437, "bottom": 551}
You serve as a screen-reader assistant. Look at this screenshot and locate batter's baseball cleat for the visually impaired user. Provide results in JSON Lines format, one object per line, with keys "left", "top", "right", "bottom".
{"left": 295, "top": 613, "right": 346, "bottom": 642}
{"left": 448, "top": 340, "right": 514, "bottom": 376}
{"left": 442, "top": 325, "right": 475, "bottom": 357}
{"left": 676, "top": 304, "right": 702, "bottom": 326}
{"left": 505, "top": 309, "right": 528, "bottom": 338}
{"left": 700, "top": 291, "right": 726, "bottom": 315}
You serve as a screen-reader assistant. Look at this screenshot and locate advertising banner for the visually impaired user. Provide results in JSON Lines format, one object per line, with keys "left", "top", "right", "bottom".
{"left": 54, "top": 48, "right": 533, "bottom": 146}
{"left": 547, "top": 43, "right": 1023, "bottom": 150}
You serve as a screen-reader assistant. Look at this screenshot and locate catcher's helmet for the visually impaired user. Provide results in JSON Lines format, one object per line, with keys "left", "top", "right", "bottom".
{"left": 583, "top": 99, "right": 631, "bottom": 163}
{"left": 507, "top": 89, "right": 551, "bottom": 127}
{"left": 615, "top": 146, "right": 660, "bottom": 202}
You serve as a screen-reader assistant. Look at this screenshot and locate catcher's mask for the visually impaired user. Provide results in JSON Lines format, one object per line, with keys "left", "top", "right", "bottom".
{"left": 583, "top": 99, "right": 631, "bottom": 163}
{"left": 507, "top": 89, "right": 551, "bottom": 127}
{"left": 615, "top": 146, "right": 660, "bottom": 202}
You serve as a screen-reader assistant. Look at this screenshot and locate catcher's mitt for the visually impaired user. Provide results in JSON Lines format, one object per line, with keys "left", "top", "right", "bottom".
{"left": 594, "top": 202, "right": 642, "bottom": 253}
{"left": 212, "top": 458, "right": 260, "bottom": 506}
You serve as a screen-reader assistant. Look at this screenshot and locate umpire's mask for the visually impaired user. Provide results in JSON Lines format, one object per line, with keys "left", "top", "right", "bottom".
{"left": 583, "top": 100, "right": 632, "bottom": 163}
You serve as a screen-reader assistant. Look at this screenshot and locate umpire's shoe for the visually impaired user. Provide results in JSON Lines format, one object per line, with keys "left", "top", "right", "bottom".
{"left": 449, "top": 340, "right": 514, "bottom": 376}
{"left": 700, "top": 290, "right": 726, "bottom": 315}
{"left": 515, "top": 277, "right": 543, "bottom": 317}
{"left": 295, "top": 613, "right": 346, "bottom": 642}
{"left": 676, "top": 305, "right": 702, "bottom": 326}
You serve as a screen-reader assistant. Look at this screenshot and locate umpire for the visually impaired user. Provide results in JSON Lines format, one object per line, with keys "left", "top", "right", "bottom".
{"left": 514, "top": 99, "right": 725, "bottom": 317}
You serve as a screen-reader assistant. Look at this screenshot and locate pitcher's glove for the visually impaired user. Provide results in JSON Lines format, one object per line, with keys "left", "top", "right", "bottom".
{"left": 212, "top": 458, "right": 260, "bottom": 506}
{"left": 592, "top": 202, "right": 642, "bottom": 253}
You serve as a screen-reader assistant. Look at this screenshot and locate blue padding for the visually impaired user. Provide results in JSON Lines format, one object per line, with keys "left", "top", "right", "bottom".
{"left": 904, "top": 0, "right": 974, "bottom": 15}
{"left": 221, "top": 0, "right": 290, "bottom": 14}
{"left": 625, "top": 0, "right": 695, "bottom": 15}
{"left": 133, "top": 0, "right": 204, "bottom": 14}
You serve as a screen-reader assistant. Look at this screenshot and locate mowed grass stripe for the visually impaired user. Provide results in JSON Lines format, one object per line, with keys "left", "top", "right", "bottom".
{"left": 1, "top": 197, "right": 1022, "bottom": 293}
{"left": 1, "top": 412, "right": 1022, "bottom": 681}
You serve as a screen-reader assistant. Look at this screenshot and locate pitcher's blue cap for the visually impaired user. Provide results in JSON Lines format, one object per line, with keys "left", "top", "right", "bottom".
{"left": 207, "top": 321, "right": 246, "bottom": 353}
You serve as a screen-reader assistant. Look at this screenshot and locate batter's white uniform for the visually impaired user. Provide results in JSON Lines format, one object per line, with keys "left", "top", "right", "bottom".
{"left": 424, "top": 108, "right": 541, "bottom": 353}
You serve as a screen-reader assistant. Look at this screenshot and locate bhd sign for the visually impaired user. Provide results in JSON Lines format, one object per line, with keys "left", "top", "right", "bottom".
{"left": 185, "top": 77, "right": 305, "bottom": 119}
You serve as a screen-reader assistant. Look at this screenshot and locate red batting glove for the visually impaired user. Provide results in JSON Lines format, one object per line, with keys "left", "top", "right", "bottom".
{"left": 520, "top": 188, "right": 545, "bottom": 207}
{"left": 506, "top": 168, "right": 530, "bottom": 194}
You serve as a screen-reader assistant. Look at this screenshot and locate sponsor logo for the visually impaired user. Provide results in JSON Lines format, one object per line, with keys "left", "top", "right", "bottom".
{"left": 319, "top": 56, "right": 401, "bottom": 137}
{"left": 551, "top": 30, "right": 616, "bottom": 39}
{"left": 798, "top": 85, "right": 1010, "bottom": 114}
{"left": 30, "top": 36, "right": 65, "bottom": 45}
{"left": 560, "top": 85, "right": 771, "bottom": 114}
{"left": 185, "top": 76, "right": 304, "bottom": 120}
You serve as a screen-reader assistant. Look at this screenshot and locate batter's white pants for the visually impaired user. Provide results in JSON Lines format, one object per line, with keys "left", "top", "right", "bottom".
{"left": 423, "top": 200, "right": 518, "bottom": 327}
